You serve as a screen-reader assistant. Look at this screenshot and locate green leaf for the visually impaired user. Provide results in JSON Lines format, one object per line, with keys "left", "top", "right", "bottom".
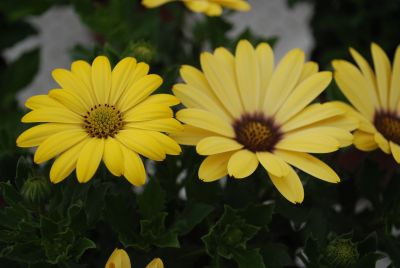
{"left": 238, "top": 203, "right": 274, "bottom": 228}
{"left": 0, "top": 181, "right": 21, "bottom": 205}
{"left": 154, "top": 231, "right": 180, "bottom": 248}
{"left": 260, "top": 242, "right": 292, "bottom": 268}
{"left": 232, "top": 248, "right": 265, "bottom": 268}
{"left": 172, "top": 202, "right": 214, "bottom": 235}
{"left": 84, "top": 183, "right": 109, "bottom": 225}
{"left": 0, "top": 0, "right": 53, "bottom": 21}
{"left": 15, "top": 156, "right": 33, "bottom": 190}
{"left": 137, "top": 177, "right": 166, "bottom": 219}
{"left": 355, "top": 252, "right": 385, "bottom": 268}
{"left": 70, "top": 237, "right": 96, "bottom": 261}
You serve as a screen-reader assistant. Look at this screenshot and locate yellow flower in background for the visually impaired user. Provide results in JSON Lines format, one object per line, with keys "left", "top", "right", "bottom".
{"left": 171, "top": 40, "right": 357, "bottom": 203}
{"left": 17, "top": 56, "right": 182, "bottom": 185}
{"left": 105, "top": 248, "right": 164, "bottom": 268}
{"left": 142, "top": 0, "right": 250, "bottom": 16}
{"left": 332, "top": 43, "right": 400, "bottom": 163}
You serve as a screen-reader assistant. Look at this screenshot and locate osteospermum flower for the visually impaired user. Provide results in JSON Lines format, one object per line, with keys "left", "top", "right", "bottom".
{"left": 332, "top": 43, "right": 400, "bottom": 163}
{"left": 105, "top": 248, "right": 164, "bottom": 268}
{"left": 142, "top": 0, "right": 250, "bottom": 16}
{"left": 171, "top": 40, "right": 357, "bottom": 203}
{"left": 17, "top": 56, "right": 182, "bottom": 185}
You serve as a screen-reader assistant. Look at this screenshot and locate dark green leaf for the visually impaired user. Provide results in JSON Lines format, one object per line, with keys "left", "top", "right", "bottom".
{"left": 137, "top": 177, "right": 166, "bottom": 219}
{"left": 232, "top": 248, "right": 265, "bottom": 268}
{"left": 172, "top": 202, "right": 214, "bottom": 235}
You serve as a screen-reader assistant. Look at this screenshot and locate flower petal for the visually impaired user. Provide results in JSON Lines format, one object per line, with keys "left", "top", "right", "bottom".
{"left": 353, "top": 130, "right": 378, "bottom": 151}
{"left": 49, "top": 89, "right": 88, "bottom": 115}
{"left": 255, "top": 43, "right": 274, "bottom": 107}
{"left": 91, "top": 56, "right": 112, "bottom": 103}
{"left": 109, "top": 57, "right": 137, "bottom": 105}
{"left": 198, "top": 151, "right": 233, "bottom": 182}
{"left": 268, "top": 167, "right": 304, "bottom": 204}
{"left": 374, "top": 132, "right": 390, "bottom": 154}
{"left": 390, "top": 141, "right": 400, "bottom": 164}
{"left": 227, "top": 149, "right": 259, "bottom": 179}
{"left": 126, "top": 118, "right": 183, "bottom": 134}
{"left": 371, "top": 43, "right": 391, "bottom": 109}
{"left": 103, "top": 138, "right": 124, "bottom": 176}
{"left": 142, "top": 94, "right": 180, "bottom": 106}
{"left": 76, "top": 138, "right": 104, "bottom": 183}
{"left": 146, "top": 258, "right": 164, "bottom": 268}
{"left": 22, "top": 108, "right": 82, "bottom": 123}
{"left": 257, "top": 151, "right": 290, "bottom": 178}
{"left": 391, "top": 46, "right": 400, "bottom": 110}
{"left": 275, "top": 149, "right": 340, "bottom": 183}
{"left": 105, "top": 248, "right": 131, "bottom": 268}
{"left": 197, "top": 136, "right": 243, "bottom": 155}
{"left": 124, "top": 104, "right": 173, "bottom": 122}
{"left": 144, "top": 131, "right": 181, "bottom": 155}
{"left": 25, "top": 95, "right": 61, "bottom": 110}
{"left": 169, "top": 125, "right": 218, "bottom": 146}
{"left": 276, "top": 133, "right": 340, "bottom": 153}
{"left": 120, "top": 144, "right": 146, "bottom": 186}
{"left": 297, "top": 61, "right": 318, "bottom": 84}
{"left": 287, "top": 127, "right": 353, "bottom": 147}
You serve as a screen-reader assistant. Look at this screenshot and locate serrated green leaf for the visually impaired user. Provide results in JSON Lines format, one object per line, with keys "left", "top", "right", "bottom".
{"left": 70, "top": 237, "right": 96, "bottom": 261}
{"left": 232, "top": 248, "right": 265, "bottom": 268}
{"left": 172, "top": 202, "right": 214, "bottom": 235}
{"left": 0, "top": 181, "right": 21, "bottom": 205}
{"left": 137, "top": 177, "right": 165, "bottom": 219}
{"left": 261, "top": 242, "right": 292, "bottom": 268}
{"left": 238, "top": 203, "right": 274, "bottom": 227}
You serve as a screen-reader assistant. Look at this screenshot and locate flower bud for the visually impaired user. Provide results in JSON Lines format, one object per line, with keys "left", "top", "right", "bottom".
{"left": 20, "top": 176, "right": 51, "bottom": 204}
{"left": 125, "top": 41, "right": 155, "bottom": 63}
{"left": 324, "top": 237, "right": 359, "bottom": 268}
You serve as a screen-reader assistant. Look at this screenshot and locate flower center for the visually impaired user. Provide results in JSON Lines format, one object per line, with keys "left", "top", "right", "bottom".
{"left": 83, "top": 104, "right": 123, "bottom": 138}
{"left": 233, "top": 113, "right": 282, "bottom": 152}
{"left": 374, "top": 112, "right": 400, "bottom": 144}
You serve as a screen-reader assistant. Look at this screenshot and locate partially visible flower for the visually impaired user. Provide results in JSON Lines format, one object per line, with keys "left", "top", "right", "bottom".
{"left": 171, "top": 40, "right": 357, "bottom": 204}
{"left": 142, "top": 0, "right": 250, "bottom": 16}
{"left": 332, "top": 43, "right": 400, "bottom": 163}
{"left": 17, "top": 56, "right": 182, "bottom": 185}
{"left": 105, "top": 248, "right": 164, "bottom": 268}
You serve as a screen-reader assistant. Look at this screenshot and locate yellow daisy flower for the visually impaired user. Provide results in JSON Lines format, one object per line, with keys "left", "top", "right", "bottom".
{"left": 17, "top": 56, "right": 182, "bottom": 185}
{"left": 332, "top": 43, "right": 400, "bottom": 163}
{"left": 171, "top": 40, "right": 357, "bottom": 203}
{"left": 141, "top": 0, "right": 250, "bottom": 16}
{"left": 105, "top": 248, "right": 164, "bottom": 268}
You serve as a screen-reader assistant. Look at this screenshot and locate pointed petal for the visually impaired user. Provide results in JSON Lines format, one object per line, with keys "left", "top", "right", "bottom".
{"left": 91, "top": 56, "right": 112, "bottom": 103}
{"left": 110, "top": 57, "right": 137, "bottom": 105}
{"left": 269, "top": 167, "right": 304, "bottom": 204}
{"left": 76, "top": 138, "right": 104, "bottom": 183}
{"left": 197, "top": 136, "right": 243, "bottom": 155}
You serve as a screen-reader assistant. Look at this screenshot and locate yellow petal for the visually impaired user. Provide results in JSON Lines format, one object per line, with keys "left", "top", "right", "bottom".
{"left": 204, "top": 3, "right": 223, "bottom": 16}
{"left": 76, "top": 138, "right": 104, "bottom": 183}
{"left": 257, "top": 151, "right": 290, "bottom": 178}
{"left": 91, "top": 56, "right": 112, "bottom": 103}
{"left": 287, "top": 127, "right": 353, "bottom": 147}
{"left": 50, "top": 140, "right": 88, "bottom": 183}
{"left": 325, "top": 101, "right": 372, "bottom": 132}
{"left": 142, "top": 94, "right": 180, "bottom": 106}
{"left": 263, "top": 48, "right": 304, "bottom": 115}
{"left": 276, "top": 133, "right": 340, "bottom": 153}
{"left": 49, "top": 89, "right": 88, "bottom": 115}
{"left": 110, "top": 57, "right": 137, "bottom": 105}
{"left": 169, "top": 125, "right": 217, "bottom": 146}
{"left": 120, "top": 144, "right": 146, "bottom": 186}
{"left": 353, "top": 130, "right": 378, "bottom": 151}
{"left": 275, "top": 149, "right": 340, "bottom": 183}
{"left": 179, "top": 65, "right": 217, "bottom": 103}
{"left": 22, "top": 108, "right": 82, "bottom": 123}
{"left": 297, "top": 61, "right": 318, "bottom": 84}
{"left": 255, "top": 43, "right": 274, "bottom": 107}
{"left": 25, "top": 95, "right": 61, "bottom": 110}
{"left": 281, "top": 103, "right": 344, "bottom": 132}
{"left": 124, "top": 104, "right": 173, "bottom": 122}
{"left": 391, "top": 46, "right": 400, "bottom": 110}
{"left": 268, "top": 167, "right": 304, "bottom": 204}
{"left": 144, "top": 131, "right": 182, "bottom": 155}
{"left": 52, "top": 68, "right": 94, "bottom": 107}
{"left": 34, "top": 129, "right": 88, "bottom": 164}
{"left": 173, "top": 83, "right": 231, "bottom": 122}
{"left": 218, "top": 0, "right": 251, "bottom": 11}
{"left": 227, "top": 149, "right": 259, "bottom": 179}
{"left": 176, "top": 108, "right": 234, "bottom": 137}
{"left": 390, "top": 141, "right": 400, "bottom": 164}
{"left": 200, "top": 52, "right": 243, "bottom": 117}
{"left": 116, "top": 129, "right": 166, "bottom": 161}
{"left": 198, "top": 151, "right": 233, "bottom": 182}
{"left": 374, "top": 132, "right": 390, "bottom": 154}
{"left": 103, "top": 138, "right": 124, "bottom": 176}
{"left": 146, "top": 258, "right": 164, "bottom": 268}
{"left": 118, "top": 74, "right": 163, "bottom": 112}
{"left": 349, "top": 48, "right": 380, "bottom": 109}
{"left": 275, "top": 71, "right": 332, "bottom": 124}
{"left": 71, "top": 60, "right": 92, "bottom": 94}
{"left": 235, "top": 40, "right": 260, "bottom": 112}
{"left": 126, "top": 118, "right": 183, "bottom": 134}
{"left": 17, "top": 123, "right": 78, "bottom": 148}
{"left": 105, "top": 248, "right": 131, "bottom": 268}
{"left": 184, "top": 1, "right": 210, "bottom": 12}
{"left": 197, "top": 136, "right": 243, "bottom": 155}
{"left": 332, "top": 60, "right": 374, "bottom": 119}
{"left": 371, "top": 43, "right": 391, "bottom": 109}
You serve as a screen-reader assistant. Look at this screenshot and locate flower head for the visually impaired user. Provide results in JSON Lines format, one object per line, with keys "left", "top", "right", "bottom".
{"left": 105, "top": 248, "right": 164, "bottom": 268}
{"left": 171, "top": 40, "right": 357, "bottom": 203}
{"left": 332, "top": 43, "right": 400, "bottom": 163}
{"left": 142, "top": 0, "right": 250, "bottom": 16}
{"left": 17, "top": 56, "right": 182, "bottom": 185}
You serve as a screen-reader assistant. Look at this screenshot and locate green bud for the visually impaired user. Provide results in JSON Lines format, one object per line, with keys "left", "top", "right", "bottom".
{"left": 125, "top": 41, "right": 155, "bottom": 63}
{"left": 20, "top": 176, "right": 52, "bottom": 204}
{"left": 324, "top": 238, "right": 359, "bottom": 268}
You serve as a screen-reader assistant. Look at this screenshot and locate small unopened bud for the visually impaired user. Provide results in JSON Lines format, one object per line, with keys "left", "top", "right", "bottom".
{"left": 125, "top": 41, "right": 155, "bottom": 63}
{"left": 324, "top": 237, "right": 359, "bottom": 268}
{"left": 20, "top": 176, "right": 52, "bottom": 204}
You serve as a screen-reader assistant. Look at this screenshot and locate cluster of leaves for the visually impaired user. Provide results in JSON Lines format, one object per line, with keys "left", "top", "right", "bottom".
{"left": 0, "top": 0, "right": 399, "bottom": 267}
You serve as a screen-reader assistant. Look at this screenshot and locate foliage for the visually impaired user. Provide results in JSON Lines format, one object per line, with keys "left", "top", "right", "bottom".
{"left": 0, "top": 0, "right": 399, "bottom": 267}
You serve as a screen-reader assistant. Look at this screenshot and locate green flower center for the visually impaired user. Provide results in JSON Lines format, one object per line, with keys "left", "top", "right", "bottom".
{"left": 83, "top": 104, "right": 123, "bottom": 138}
{"left": 374, "top": 112, "right": 400, "bottom": 144}
{"left": 233, "top": 113, "right": 282, "bottom": 152}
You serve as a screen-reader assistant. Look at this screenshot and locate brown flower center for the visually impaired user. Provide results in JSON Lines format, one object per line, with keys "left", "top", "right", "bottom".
{"left": 374, "top": 112, "right": 400, "bottom": 144}
{"left": 233, "top": 113, "right": 282, "bottom": 152}
{"left": 83, "top": 104, "right": 123, "bottom": 138}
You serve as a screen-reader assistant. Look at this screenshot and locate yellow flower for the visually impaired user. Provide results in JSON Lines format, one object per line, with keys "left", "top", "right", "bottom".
{"left": 171, "top": 40, "right": 357, "bottom": 203}
{"left": 17, "top": 56, "right": 182, "bottom": 185}
{"left": 105, "top": 248, "right": 164, "bottom": 268}
{"left": 332, "top": 43, "right": 400, "bottom": 163}
{"left": 141, "top": 0, "right": 250, "bottom": 16}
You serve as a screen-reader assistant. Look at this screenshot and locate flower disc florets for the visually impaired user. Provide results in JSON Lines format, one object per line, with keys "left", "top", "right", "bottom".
{"left": 83, "top": 104, "right": 123, "bottom": 138}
